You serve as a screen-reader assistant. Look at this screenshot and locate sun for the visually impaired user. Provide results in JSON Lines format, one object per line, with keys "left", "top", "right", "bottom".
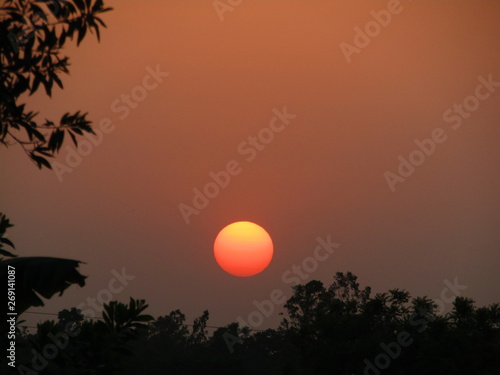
{"left": 214, "top": 221, "right": 273, "bottom": 277}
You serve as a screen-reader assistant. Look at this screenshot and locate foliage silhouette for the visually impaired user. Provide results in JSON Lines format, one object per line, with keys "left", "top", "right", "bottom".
{"left": 0, "top": 214, "right": 86, "bottom": 337}
{"left": 0, "top": 0, "right": 112, "bottom": 337}
{"left": 0, "top": 0, "right": 112, "bottom": 168}
{"left": 8, "top": 272, "right": 497, "bottom": 374}
{"left": 6, "top": 299, "right": 152, "bottom": 374}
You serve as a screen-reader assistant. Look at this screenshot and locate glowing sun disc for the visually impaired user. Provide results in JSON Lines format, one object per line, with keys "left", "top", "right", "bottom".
{"left": 214, "top": 221, "right": 273, "bottom": 277}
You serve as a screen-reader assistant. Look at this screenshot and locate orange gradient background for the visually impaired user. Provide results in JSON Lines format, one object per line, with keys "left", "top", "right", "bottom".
{"left": 1, "top": 0, "right": 499, "bottom": 330}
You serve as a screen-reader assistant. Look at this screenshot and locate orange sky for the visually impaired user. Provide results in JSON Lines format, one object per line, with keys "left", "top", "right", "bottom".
{"left": 1, "top": 0, "right": 500, "bottom": 330}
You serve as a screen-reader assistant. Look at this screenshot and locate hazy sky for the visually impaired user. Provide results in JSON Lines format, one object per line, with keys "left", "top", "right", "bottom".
{"left": 2, "top": 0, "right": 500, "bottom": 330}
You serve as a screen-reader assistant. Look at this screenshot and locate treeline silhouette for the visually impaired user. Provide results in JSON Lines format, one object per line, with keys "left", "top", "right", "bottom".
{"left": 4, "top": 272, "right": 500, "bottom": 374}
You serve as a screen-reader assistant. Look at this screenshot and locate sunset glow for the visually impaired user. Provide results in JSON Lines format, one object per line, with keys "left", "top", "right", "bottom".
{"left": 214, "top": 221, "right": 273, "bottom": 277}
{"left": 2, "top": 1, "right": 499, "bottom": 361}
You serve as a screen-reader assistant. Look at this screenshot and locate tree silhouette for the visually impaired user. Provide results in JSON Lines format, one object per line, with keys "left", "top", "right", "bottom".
{"left": 0, "top": 214, "right": 86, "bottom": 337}
{"left": 108, "top": 272, "right": 500, "bottom": 374}
{"left": 4, "top": 272, "right": 499, "bottom": 373}
{"left": 0, "top": 0, "right": 112, "bottom": 335}
{"left": 1, "top": 0, "right": 112, "bottom": 168}
{"left": 7, "top": 299, "right": 152, "bottom": 374}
